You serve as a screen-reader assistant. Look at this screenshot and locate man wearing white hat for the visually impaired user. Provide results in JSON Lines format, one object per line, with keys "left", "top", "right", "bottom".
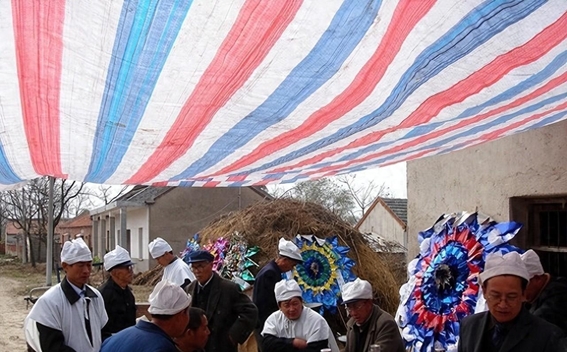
{"left": 253, "top": 238, "right": 303, "bottom": 350}
{"left": 149, "top": 237, "right": 195, "bottom": 288}
{"left": 341, "top": 278, "right": 404, "bottom": 352}
{"left": 99, "top": 245, "right": 136, "bottom": 338}
{"left": 458, "top": 251, "right": 563, "bottom": 352}
{"left": 101, "top": 280, "right": 191, "bottom": 351}
{"left": 521, "top": 249, "right": 567, "bottom": 338}
{"left": 24, "top": 237, "right": 108, "bottom": 352}
{"left": 262, "top": 279, "right": 336, "bottom": 352}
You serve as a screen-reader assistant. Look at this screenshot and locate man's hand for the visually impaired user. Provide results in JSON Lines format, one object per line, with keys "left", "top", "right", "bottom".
{"left": 292, "top": 338, "right": 308, "bottom": 349}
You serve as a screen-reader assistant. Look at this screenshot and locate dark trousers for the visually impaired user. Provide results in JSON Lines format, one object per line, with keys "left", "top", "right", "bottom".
{"left": 254, "top": 328, "right": 263, "bottom": 352}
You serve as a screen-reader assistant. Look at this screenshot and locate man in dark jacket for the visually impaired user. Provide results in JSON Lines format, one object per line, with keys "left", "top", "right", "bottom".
{"left": 101, "top": 280, "right": 191, "bottom": 352}
{"left": 186, "top": 250, "right": 258, "bottom": 352}
{"left": 458, "top": 252, "right": 564, "bottom": 352}
{"left": 253, "top": 238, "right": 303, "bottom": 350}
{"left": 99, "top": 245, "right": 136, "bottom": 339}
{"left": 341, "top": 278, "right": 404, "bottom": 352}
{"left": 521, "top": 249, "right": 567, "bottom": 336}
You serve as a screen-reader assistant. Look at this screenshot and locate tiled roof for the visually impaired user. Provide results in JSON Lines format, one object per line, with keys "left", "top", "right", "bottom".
{"left": 59, "top": 212, "right": 92, "bottom": 229}
{"left": 117, "top": 185, "right": 172, "bottom": 203}
{"left": 381, "top": 198, "right": 407, "bottom": 225}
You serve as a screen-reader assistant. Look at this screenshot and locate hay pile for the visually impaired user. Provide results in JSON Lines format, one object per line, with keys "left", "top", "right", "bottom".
{"left": 132, "top": 265, "right": 164, "bottom": 286}
{"left": 199, "top": 198, "right": 401, "bottom": 315}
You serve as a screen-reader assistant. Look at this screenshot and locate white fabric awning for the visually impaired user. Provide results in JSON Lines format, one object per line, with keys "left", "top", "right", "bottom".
{"left": 0, "top": 0, "right": 566, "bottom": 188}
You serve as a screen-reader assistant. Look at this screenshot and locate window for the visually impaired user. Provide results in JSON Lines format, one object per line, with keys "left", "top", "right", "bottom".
{"left": 512, "top": 197, "right": 567, "bottom": 277}
{"left": 530, "top": 202, "right": 567, "bottom": 277}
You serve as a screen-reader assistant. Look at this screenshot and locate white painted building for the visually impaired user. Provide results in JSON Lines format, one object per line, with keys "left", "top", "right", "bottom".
{"left": 356, "top": 198, "right": 408, "bottom": 249}
{"left": 90, "top": 185, "right": 271, "bottom": 272}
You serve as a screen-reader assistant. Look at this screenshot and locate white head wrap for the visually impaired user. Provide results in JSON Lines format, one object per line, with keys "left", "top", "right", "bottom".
{"left": 60, "top": 237, "right": 92, "bottom": 264}
{"left": 341, "top": 278, "right": 373, "bottom": 304}
{"left": 148, "top": 280, "right": 192, "bottom": 315}
{"left": 148, "top": 237, "right": 173, "bottom": 259}
{"left": 480, "top": 251, "right": 530, "bottom": 284}
{"left": 520, "top": 249, "right": 544, "bottom": 278}
{"left": 278, "top": 238, "right": 303, "bottom": 262}
{"left": 275, "top": 279, "right": 303, "bottom": 302}
{"left": 104, "top": 245, "right": 134, "bottom": 271}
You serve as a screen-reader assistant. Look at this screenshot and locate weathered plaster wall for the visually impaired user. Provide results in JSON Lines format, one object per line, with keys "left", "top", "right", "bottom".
{"left": 148, "top": 187, "right": 269, "bottom": 268}
{"left": 407, "top": 120, "right": 567, "bottom": 259}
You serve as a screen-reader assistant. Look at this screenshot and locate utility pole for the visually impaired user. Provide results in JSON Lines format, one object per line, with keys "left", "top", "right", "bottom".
{"left": 46, "top": 176, "right": 54, "bottom": 286}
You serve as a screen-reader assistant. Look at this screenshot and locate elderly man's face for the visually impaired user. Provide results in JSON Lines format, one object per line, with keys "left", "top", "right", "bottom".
{"left": 110, "top": 265, "right": 134, "bottom": 288}
{"left": 190, "top": 261, "right": 214, "bottom": 285}
{"left": 483, "top": 275, "right": 525, "bottom": 323}
{"left": 279, "top": 297, "right": 303, "bottom": 320}
{"left": 62, "top": 261, "right": 92, "bottom": 287}
{"left": 345, "top": 299, "right": 373, "bottom": 325}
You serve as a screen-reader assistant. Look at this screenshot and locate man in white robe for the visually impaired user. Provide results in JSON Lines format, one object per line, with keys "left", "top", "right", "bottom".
{"left": 24, "top": 237, "right": 108, "bottom": 352}
{"left": 262, "top": 280, "right": 338, "bottom": 352}
{"left": 149, "top": 237, "right": 195, "bottom": 288}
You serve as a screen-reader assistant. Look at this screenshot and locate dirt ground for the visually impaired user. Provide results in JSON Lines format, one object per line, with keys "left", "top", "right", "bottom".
{"left": 0, "top": 275, "right": 29, "bottom": 351}
{"left": 0, "top": 259, "right": 154, "bottom": 351}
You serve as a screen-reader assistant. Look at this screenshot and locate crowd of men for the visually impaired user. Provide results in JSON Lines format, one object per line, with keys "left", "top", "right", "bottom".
{"left": 23, "top": 235, "right": 566, "bottom": 352}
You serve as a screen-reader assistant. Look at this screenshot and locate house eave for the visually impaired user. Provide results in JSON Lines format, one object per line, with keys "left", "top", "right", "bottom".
{"left": 89, "top": 200, "right": 145, "bottom": 216}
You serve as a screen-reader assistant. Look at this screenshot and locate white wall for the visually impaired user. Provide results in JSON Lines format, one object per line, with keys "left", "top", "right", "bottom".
{"left": 125, "top": 207, "right": 150, "bottom": 272}
{"left": 92, "top": 206, "right": 150, "bottom": 272}
{"left": 358, "top": 203, "right": 406, "bottom": 247}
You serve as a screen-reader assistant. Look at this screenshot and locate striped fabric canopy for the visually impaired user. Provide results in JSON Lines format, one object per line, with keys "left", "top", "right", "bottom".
{"left": 1, "top": 0, "right": 566, "bottom": 188}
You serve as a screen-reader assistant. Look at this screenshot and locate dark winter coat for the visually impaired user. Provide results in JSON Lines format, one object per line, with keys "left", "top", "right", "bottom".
{"left": 187, "top": 272, "right": 258, "bottom": 352}
{"left": 253, "top": 260, "right": 283, "bottom": 328}
{"left": 98, "top": 278, "right": 136, "bottom": 339}
{"left": 344, "top": 305, "right": 405, "bottom": 352}
{"left": 458, "top": 307, "right": 564, "bottom": 352}
{"left": 529, "top": 276, "right": 567, "bottom": 336}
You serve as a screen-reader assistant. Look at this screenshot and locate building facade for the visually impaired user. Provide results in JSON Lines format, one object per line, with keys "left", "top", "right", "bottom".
{"left": 356, "top": 197, "right": 407, "bottom": 248}
{"left": 407, "top": 119, "right": 567, "bottom": 276}
{"left": 90, "top": 186, "right": 271, "bottom": 272}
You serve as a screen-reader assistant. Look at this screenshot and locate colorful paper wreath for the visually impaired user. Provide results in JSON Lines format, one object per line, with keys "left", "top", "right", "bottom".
{"left": 396, "top": 212, "right": 522, "bottom": 352}
{"left": 180, "top": 234, "right": 201, "bottom": 263}
{"left": 219, "top": 233, "right": 259, "bottom": 285}
{"left": 288, "top": 235, "right": 356, "bottom": 313}
{"left": 181, "top": 233, "right": 259, "bottom": 289}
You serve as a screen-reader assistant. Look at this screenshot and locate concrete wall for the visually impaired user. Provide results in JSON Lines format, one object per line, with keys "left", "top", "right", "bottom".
{"left": 407, "top": 119, "right": 567, "bottom": 259}
{"left": 125, "top": 207, "right": 150, "bottom": 272}
{"left": 93, "top": 207, "right": 150, "bottom": 272}
{"left": 148, "top": 187, "right": 269, "bottom": 269}
{"left": 357, "top": 203, "right": 406, "bottom": 247}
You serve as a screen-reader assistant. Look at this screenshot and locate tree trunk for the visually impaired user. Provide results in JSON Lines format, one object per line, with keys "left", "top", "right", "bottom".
{"left": 36, "top": 236, "right": 42, "bottom": 263}
{"left": 27, "top": 233, "right": 36, "bottom": 267}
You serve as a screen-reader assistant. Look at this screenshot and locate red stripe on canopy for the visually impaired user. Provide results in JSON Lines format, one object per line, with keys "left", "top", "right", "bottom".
{"left": 272, "top": 11, "right": 567, "bottom": 175}
{"left": 12, "top": 0, "right": 66, "bottom": 177}
{"left": 126, "top": 0, "right": 303, "bottom": 184}
{"left": 209, "top": 0, "right": 435, "bottom": 178}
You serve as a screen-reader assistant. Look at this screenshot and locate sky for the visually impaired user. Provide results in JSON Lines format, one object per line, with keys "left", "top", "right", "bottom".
{"left": 88, "top": 161, "right": 407, "bottom": 210}
{"left": 347, "top": 162, "right": 407, "bottom": 198}
{"left": 267, "top": 161, "right": 407, "bottom": 199}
